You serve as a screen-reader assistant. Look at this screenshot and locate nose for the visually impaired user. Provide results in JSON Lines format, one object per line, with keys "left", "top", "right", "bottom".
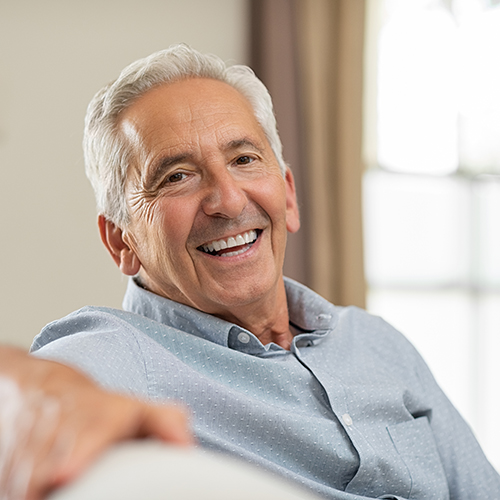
{"left": 201, "top": 167, "right": 248, "bottom": 219}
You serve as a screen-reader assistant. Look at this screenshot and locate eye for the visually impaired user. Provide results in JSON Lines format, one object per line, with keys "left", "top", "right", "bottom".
{"left": 235, "top": 155, "right": 254, "bottom": 165}
{"left": 166, "top": 172, "right": 186, "bottom": 183}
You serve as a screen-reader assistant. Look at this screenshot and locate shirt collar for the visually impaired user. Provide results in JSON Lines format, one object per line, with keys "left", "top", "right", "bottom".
{"left": 122, "top": 277, "right": 338, "bottom": 355}
{"left": 122, "top": 279, "right": 234, "bottom": 347}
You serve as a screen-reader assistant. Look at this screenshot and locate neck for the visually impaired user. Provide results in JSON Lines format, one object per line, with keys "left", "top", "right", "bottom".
{"left": 214, "top": 277, "right": 293, "bottom": 350}
{"left": 137, "top": 275, "right": 294, "bottom": 350}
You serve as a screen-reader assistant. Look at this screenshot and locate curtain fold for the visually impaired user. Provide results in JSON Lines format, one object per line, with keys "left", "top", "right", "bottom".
{"left": 250, "top": 0, "right": 310, "bottom": 288}
{"left": 251, "top": 0, "right": 366, "bottom": 308}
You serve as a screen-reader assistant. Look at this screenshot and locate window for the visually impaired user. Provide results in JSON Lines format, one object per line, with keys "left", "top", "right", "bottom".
{"left": 364, "top": 0, "right": 500, "bottom": 469}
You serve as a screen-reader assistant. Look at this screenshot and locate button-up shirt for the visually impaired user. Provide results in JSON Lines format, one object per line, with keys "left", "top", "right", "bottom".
{"left": 31, "top": 278, "right": 500, "bottom": 499}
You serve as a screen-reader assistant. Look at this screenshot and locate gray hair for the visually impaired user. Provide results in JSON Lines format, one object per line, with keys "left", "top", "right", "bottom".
{"left": 83, "top": 44, "right": 287, "bottom": 227}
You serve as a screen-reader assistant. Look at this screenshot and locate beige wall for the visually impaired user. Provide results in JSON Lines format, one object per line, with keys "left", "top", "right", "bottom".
{"left": 0, "top": 0, "right": 249, "bottom": 348}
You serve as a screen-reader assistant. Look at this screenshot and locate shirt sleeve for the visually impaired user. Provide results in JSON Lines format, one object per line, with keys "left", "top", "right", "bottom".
{"left": 363, "top": 311, "right": 500, "bottom": 499}
{"left": 409, "top": 347, "right": 500, "bottom": 499}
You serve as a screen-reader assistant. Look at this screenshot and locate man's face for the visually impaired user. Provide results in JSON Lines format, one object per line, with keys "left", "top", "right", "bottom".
{"left": 116, "top": 78, "right": 299, "bottom": 319}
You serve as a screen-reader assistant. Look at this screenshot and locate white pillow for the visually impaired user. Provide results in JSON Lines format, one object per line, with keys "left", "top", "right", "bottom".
{"left": 49, "top": 441, "right": 321, "bottom": 500}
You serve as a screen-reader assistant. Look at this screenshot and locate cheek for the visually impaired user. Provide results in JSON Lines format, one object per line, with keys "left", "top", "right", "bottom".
{"left": 150, "top": 199, "right": 195, "bottom": 249}
{"left": 254, "top": 177, "right": 288, "bottom": 223}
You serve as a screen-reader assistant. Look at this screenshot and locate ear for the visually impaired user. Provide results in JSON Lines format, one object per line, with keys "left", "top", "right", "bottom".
{"left": 284, "top": 168, "right": 300, "bottom": 234}
{"left": 98, "top": 215, "right": 141, "bottom": 276}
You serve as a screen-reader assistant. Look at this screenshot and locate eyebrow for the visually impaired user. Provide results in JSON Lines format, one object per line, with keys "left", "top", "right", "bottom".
{"left": 223, "top": 138, "right": 265, "bottom": 155}
{"left": 144, "top": 153, "right": 192, "bottom": 189}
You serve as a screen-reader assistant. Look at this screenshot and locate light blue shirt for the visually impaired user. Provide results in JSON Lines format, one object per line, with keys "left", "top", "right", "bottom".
{"left": 31, "top": 278, "right": 500, "bottom": 499}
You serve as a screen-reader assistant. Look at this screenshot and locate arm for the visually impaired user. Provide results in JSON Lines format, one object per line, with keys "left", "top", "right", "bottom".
{"left": 0, "top": 345, "right": 193, "bottom": 500}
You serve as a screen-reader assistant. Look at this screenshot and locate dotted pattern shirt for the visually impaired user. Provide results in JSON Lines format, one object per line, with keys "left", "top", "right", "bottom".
{"left": 31, "top": 278, "right": 500, "bottom": 499}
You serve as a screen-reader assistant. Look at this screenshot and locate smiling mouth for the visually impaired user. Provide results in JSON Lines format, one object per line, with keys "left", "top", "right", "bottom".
{"left": 198, "top": 229, "right": 260, "bottom": 257}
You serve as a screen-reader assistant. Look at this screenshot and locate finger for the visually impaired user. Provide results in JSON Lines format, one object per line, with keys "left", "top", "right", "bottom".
{"left": 44, "top": 398, "right": 194, "bottom": 491}
{"left": 139, "top": 403, "right": 195, "bottom": 446}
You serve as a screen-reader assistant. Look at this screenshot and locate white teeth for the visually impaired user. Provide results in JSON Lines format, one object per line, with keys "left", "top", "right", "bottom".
{"left": 201, "top": 230, "right": 258, "bottom": 254}
{"left": 221, "top": 248, "right": 247, "bottom": 258}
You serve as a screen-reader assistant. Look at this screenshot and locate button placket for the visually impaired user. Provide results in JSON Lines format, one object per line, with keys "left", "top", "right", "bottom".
{"left": 342, "top": 413, "right": 353, "bottom": 427}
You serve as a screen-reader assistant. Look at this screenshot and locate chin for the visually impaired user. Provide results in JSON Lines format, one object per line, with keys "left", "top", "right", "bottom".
{"left": 209, "top": 280, "right": 277, "bottom": 309}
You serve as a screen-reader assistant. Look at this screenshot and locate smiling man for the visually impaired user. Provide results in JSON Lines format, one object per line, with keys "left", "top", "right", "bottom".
{"left": 102, "top": 77, "right": 299, "bottom": 347}
{"left": 19, "top": 45, "right": 500, "bottom": 499}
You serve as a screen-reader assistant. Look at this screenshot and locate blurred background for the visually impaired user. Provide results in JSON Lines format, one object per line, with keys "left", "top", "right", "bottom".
{"left": 1, "top": 0, "right": 498, "bottom": 470}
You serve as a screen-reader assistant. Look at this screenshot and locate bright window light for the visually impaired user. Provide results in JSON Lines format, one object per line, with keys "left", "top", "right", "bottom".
{"left": 364, "top": 0, "right": 500, "bottom": 471}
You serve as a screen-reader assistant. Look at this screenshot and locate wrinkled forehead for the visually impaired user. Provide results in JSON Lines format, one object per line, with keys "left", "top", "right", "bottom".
{"left": 120, "top": 78, "right": 259, "bottom": 139}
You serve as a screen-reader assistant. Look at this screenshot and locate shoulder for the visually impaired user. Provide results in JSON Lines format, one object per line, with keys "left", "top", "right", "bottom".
{"left": 329, "top": 305, "right": 429, "bottom": 378}
{"left": 30, "top": 306, "right": 164, "bottom": 397}
{"left": 31, "top": 306, "right": 150, "bottom": 350}
{"left": 335, "top": 304, "right": 410, "bottom": 345}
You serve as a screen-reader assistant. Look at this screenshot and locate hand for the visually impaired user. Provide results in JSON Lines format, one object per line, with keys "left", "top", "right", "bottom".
{"left": 0, "top": 345, "right": 194, "bottom": 500}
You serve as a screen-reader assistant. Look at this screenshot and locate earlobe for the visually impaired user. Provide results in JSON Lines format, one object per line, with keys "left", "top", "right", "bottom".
{"left": 98, "top": 215, "right": 141, "bottom": 276}
{"left": 284, "top": 168, "right": 300, "bottom": 234}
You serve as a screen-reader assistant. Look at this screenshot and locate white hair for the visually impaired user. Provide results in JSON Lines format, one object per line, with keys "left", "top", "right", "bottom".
{"left": 83, "top": 44, "right": 287, "bottom": 227}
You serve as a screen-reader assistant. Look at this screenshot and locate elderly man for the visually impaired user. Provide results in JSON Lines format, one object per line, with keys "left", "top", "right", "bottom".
{"left": 2, "top": 45, "right": 499, "bottom": 499}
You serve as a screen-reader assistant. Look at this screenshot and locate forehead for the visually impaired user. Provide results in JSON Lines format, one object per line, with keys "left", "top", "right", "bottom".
{"left": 118, "top": 78, "right": 266, "bottom": 156}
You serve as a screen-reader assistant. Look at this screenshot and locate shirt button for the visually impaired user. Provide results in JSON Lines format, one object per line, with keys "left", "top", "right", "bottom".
{"left": 238, "top": 332, "right": 250, "bottom": 344}
{"left": 342, "top": 413, "right": 353, "bottom": 426}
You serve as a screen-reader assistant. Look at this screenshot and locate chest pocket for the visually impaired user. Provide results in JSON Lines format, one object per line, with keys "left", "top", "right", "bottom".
{"left": 387, "top": 416, "right": 450, "bottom": 500}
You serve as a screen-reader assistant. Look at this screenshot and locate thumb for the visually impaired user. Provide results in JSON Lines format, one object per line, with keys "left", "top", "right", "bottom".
{"left": 140, "top": 403, "right": 195, "bottom": 446}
